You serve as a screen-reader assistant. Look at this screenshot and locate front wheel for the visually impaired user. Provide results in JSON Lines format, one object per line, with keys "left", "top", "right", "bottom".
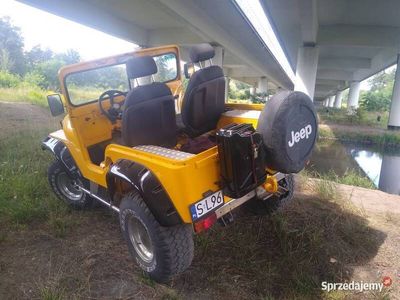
{"left": 119, "top": 192, "right": 194, "bottom": 283}
{"left": 47, "top": 160, "right": 92, "bottom": 209}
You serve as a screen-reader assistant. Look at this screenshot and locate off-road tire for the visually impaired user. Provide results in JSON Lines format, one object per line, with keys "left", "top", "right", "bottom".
{"left": 245, "top": 175, "right": 295, "bottom": 215}
{"left": 119, "top": 192, "right": 194, "bottom": 283}
{"left": 48, "top": 160, "right": 92, "bottom": 209}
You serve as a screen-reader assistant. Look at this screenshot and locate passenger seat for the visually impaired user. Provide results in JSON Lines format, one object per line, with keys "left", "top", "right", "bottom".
{"left": 178, "top": 43, "right": 226, "bottom": 137}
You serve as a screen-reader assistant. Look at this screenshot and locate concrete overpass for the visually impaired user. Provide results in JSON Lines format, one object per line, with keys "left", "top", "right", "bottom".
{"left": 263, "top": 0, "right": 400, "bottom": 129}
{"left": 18, "top": 0, "right": 293, "bottom": 93}
{"left": 19, "top": 0, "right": 400, "bottom": 129}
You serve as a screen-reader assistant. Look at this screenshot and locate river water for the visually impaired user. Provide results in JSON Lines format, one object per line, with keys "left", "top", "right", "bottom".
{"left": 307, "top": 141, "right": 400, "bottom": 195}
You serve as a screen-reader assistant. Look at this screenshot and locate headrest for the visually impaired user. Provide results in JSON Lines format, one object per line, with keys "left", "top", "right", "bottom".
{"left": 126, "top": 56, "right": 158, "bottom": 79}
{"left": 189, "top": 43, "right": 215, "bottom": 63}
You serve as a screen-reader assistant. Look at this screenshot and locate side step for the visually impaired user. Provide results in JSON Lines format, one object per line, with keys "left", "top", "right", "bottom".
{"left": 78, "top": 186, "right": 120, "bottom": 213}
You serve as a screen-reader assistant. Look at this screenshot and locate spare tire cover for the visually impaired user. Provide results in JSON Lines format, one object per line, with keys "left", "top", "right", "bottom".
{"left": 257, "top": 91, "right": 318, "bottom": 173}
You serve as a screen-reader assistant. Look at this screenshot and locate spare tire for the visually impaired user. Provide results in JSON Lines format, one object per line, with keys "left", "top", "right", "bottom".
{"left": 257, "top": 91, "right": 318, "bottom": 173}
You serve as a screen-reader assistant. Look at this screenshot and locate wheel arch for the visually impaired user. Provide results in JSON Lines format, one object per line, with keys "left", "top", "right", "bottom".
{"left": 42, "top": 136, "right": 81, "bottom": 178}
{"left": 106, "top": 159, "right": 183, "bottom": 227}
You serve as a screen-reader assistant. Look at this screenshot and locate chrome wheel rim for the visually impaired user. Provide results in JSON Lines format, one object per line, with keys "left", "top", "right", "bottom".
{"left": 56, "top": 172, "right": 83, "bottom": 201}
{"left": 127, "top": 216, "right": 154, "bottom": 263}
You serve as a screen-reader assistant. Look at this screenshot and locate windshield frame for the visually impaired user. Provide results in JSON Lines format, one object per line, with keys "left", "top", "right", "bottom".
{"left": 63, "top": 51, "right": 180, "bottom": 108}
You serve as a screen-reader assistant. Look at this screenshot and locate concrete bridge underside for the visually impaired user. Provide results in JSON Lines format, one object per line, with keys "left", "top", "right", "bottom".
{"left": 20, "top": 0, "right": 400, "bottom": 129}
{"left": 264, "top": 0, "right": 400, "bottom": 128}
{"left": 19, "top": 0, "right": 293, "bottom": 92}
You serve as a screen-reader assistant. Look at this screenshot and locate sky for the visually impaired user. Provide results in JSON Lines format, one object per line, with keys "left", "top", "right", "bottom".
{"left": 235, "top": 0, "right": 295, "bottom": 83}
{"left": 0, "top": 0, "right": 138, "bottom": 60}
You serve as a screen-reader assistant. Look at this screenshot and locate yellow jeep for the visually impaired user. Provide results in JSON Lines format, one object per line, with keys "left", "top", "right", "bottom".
{"left": 43, "top": 43, "right": 317, "bottom": 282}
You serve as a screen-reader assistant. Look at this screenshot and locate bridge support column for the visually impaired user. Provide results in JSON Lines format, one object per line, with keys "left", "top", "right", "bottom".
{"left": 294, "top": 45, "right": 319, "bottom": 100}
{"left": 225, "top": 77, "right": 230, "bottom": 101}
{"left": 348, "top": 81, "right": 361, "bottom": 111}
{"left": 379, "top": 154, "right": 400, "bottom": 194}
{"left": 334, "top": 90, "right": 343, "bottom": 108}
{"left": 388, "top": 54, "right": 400, "bottom": 130}
{"left": 324, "top": 98, "right": 329, "bottom": 107}
{"left": 258, "top": 77, "right": 268, "bottom": 94}
{"left": 258, "top": 77, "right": 268, "bottom": 101}
{"left": 213, "top": 46, "right": 224, "bottom": 67}
{"left": 329, "top": 95, "right": 335, "bottom": 107}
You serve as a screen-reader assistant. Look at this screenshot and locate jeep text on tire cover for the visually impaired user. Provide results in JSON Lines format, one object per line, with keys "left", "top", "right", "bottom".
{"left": 288, "top": 124, "right": 312, "bottom": 147}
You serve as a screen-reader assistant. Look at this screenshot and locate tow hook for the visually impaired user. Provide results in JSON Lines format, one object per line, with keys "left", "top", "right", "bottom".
{"left": 218, "top": 211, "right": 234, "bottom": 227}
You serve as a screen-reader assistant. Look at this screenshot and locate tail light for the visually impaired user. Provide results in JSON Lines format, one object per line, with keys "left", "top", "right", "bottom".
{"left": 193, "top": 213, "right": 217, "bottom": 233}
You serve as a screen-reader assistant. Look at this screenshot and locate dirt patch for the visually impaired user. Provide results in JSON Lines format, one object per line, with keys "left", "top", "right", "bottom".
{"left": 0, "top": 101, "right": 60, "bottom": 138}
{"left": 1, "top": 102, "right": 399, "bottom": 299}
{"left": 1, "top": 192, "right": 399, "bottom": 299}
{"left": 0, "top": 211, "right": 174, "bottom": 300}
{"left": 301, "top": 179, "right": 400, "bottom": 298}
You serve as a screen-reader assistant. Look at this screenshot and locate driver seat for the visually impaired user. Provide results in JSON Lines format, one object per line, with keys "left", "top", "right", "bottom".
{"left": 122, "top": 56, "right": 177, "bottom": 147}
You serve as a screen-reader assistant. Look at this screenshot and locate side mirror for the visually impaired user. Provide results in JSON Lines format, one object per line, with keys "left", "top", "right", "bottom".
{"left": 184, "top": 63, "right": 195, "bottom": 79}
{"left": 47, "top": 94, "right": 65, "bottom": 116}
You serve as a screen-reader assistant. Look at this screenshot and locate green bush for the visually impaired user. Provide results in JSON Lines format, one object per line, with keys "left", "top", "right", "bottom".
{"left": 360, "top": 90, "right": 391, "bottom": 111}
{"left": 250, "top": 92, "right": 268, "bottom": 104}
{"left": 24, "top": 70, "right": 46, "bottom": 87}
{"left": 0, "top": 86, "right": 47, "bottom": 106}
{"left": 0, "top": 70, "right": 20, "bottom": 88}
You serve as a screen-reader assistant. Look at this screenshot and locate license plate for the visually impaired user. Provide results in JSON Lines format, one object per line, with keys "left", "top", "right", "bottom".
{"left": 190, "top": 190, "right": 224, "bottom": 221}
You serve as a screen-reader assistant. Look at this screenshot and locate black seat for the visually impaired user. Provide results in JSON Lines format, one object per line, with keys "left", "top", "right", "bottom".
{"left": 180, "top": 43, "right": 226, "bottom": 137}
{"left": 122, "top": 56, "right": 177, "bottom": 147}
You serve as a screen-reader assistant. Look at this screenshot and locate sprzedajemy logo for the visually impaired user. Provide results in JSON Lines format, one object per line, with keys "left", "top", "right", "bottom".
{"left": 321, "top": 277, "right": 392, "bottom": 293}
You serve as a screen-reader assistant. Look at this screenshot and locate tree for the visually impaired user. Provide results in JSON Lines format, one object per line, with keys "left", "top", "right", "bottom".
{"left": 25, "top": 45, "right": 54, "bottom": 68}
{"left": 0, "top": 49, "right": 14, "bottom": 71}
{"left": 24, "top": 46, "right": 81, "bottom": 90}
{"left": 34, "top": 58, "right": 66, "bottom": 90}
{"left": 368, "top": 69, "right": 395, "bottom": 92}
{"left": 0, "top": 17, "right": 25, "bottom": 74}
{"left": 55, "top": 49, "right": 80, "bottom": 65}
{"left": 153, "top": 54, "right": 176, "bottom": 82}
{"left": 360, "top": 67, "right": 396, "bottom": 111}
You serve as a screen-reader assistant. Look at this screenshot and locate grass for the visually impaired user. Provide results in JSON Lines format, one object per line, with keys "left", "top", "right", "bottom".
{"left": 0, "top": 85, "right": 109, "bottom": 107}
{"left": 302, "top": 168, "right": 376, "bottom": 190}
{"left": 39, "top": 287, "right": 65, "bottom": 300}
{"left": 0, "top": 86, "right": 48, "bottom": 106}
{"left": 318, "top": 107, "right": 389, "bottom": 129}
{"left": 317, "top": 107, "right": 400, "bottom": 147}
{"left": 48, "top": 213, "right": 79, "bottom": 238}
{"left": 191, "top": 193, "right": 385, "bottom": 299}
{"left": 318, "top": 126, "right": 400, "bottom": 147}
{"left": 0, "top": 130, "right": 62, "bottom": 225}
{"left": 68, "top": 86, "right": 105, "bottom": 105}
{"left": 334, "top": 170, "right": 376, "bottom": 189}
{"left": 312, "top": 177, "right": 339, "bottom": 200}
{"left": 0, "top": 108, "right": 79, "bottom": 239}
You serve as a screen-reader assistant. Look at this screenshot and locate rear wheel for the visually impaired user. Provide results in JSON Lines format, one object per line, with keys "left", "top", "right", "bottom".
{"left": 245, "top": 174, "right": 295, "bottom": 215}
{"left": 119, "top": 192, "right": 194, "bottom": 283}
{"left": 47, "top": 160, "right": 92, "bottom": 209}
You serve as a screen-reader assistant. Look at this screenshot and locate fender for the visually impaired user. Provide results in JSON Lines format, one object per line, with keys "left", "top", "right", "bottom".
{"left": 41, "top": 136, "right": 80, "bottom": 179}
{"left": 106, "top": 159, "right": 182, "bottom": 226}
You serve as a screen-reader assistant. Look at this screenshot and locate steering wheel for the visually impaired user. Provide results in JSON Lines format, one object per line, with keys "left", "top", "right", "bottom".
{"left": 98, "top": 90, "right": 126, "bottom": 123}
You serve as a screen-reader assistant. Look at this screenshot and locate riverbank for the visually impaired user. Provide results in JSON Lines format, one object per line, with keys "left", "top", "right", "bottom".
{"left": 318, "top": 123, "right": 400, "bottom": 147}
{"left": 297, "top": 177, "right": 400, "bottom": 298}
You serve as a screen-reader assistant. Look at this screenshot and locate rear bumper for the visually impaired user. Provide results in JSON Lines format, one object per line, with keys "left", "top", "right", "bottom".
{"left": 215, "top": 172, "right": 286, "bottom": 219}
